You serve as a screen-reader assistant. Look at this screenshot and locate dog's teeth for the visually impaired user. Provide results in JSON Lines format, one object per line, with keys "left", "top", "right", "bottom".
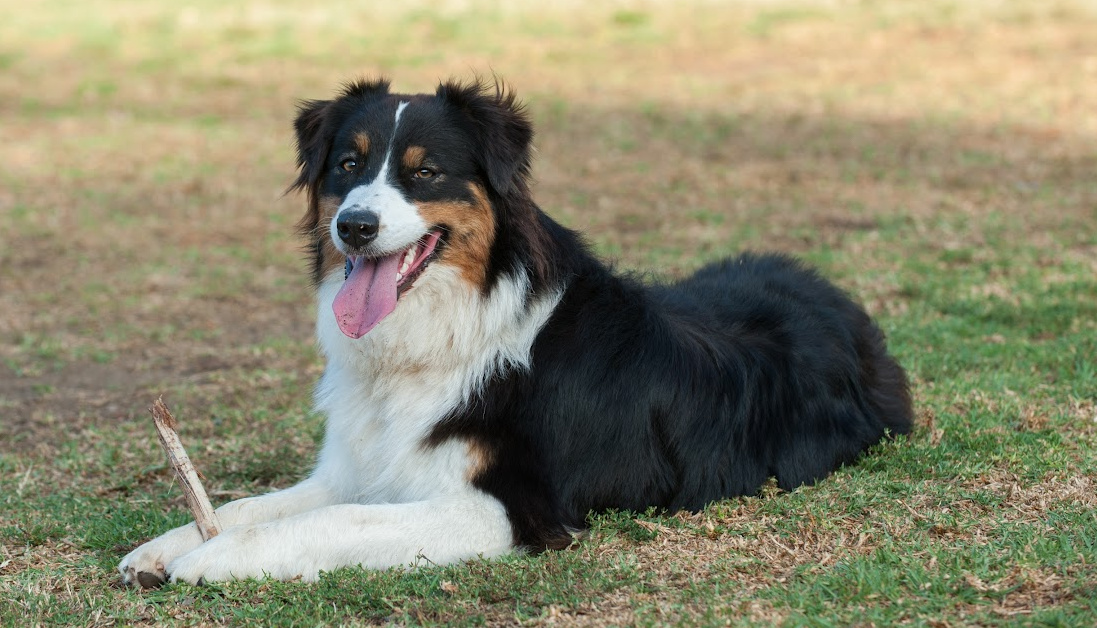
{"left": 399, "top": 260, "right": 410, "bottom": 275}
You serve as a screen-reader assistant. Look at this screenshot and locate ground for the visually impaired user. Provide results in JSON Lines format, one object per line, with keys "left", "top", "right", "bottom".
{"left": 1, "top": 0, "right": 1095, "bottom": 626}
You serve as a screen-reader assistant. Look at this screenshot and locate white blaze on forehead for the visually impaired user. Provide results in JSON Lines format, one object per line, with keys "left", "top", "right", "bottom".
{"left": 376, "top": 101, "right": 410, "bottom": 183}
{"left": 331, "top": 101, "right": 425, "bottom": 254}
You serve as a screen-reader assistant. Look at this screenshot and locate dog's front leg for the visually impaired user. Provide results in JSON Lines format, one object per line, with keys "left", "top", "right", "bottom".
{"left": 118, "top": 478, "right": 338, "bottom": 586}
{"left": 166, "top": 493, "right": 513, "bottom": 584}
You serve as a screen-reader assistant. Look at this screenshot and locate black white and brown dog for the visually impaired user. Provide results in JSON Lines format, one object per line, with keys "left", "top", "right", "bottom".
{"left": 120, "top": 78, "right": 912, "bottom": 585}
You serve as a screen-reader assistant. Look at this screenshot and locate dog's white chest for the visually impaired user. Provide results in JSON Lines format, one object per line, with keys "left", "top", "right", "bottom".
{"left": 311, "top": 364, "right": 474, "bottom": 504}
{"left": 307, "top": 265, "right": 562, "bottom": 506}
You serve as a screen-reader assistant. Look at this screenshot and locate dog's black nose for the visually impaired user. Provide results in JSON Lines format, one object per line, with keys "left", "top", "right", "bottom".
{"left": 336, "top": 209, "right": 380, "bottom": 249}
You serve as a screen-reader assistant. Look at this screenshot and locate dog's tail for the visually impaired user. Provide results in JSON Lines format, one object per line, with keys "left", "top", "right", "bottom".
{"left": 857, "top": 319, "right": 914, "bottom": 436}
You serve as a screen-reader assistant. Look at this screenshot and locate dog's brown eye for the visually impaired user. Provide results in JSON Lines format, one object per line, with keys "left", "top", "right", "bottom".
{"left": 413, "top": 168, "right": 435, "bottom": 179}
{"left": 340, "top": 159, "right": 358, "bottom": 172}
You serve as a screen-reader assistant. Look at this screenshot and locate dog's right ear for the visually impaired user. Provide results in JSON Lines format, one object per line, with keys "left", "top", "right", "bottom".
{"left": 289, "top": 79, "right": 391, "bottom": 239}
{"left": 289, "top": 98, "right": 337, "bottom": 252}
{"left": 289, "top": 79, "right": 391, "bottom": 202}
{"left": 289, "top": 99, "right": 334, "bottom": 200}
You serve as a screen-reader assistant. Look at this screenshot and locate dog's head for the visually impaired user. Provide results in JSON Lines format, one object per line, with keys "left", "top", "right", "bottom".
{"left": 290, "top": 78, "right": 535, "bottom": 339}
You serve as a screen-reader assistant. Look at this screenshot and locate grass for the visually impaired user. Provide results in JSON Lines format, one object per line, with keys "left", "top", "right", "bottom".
{"left": 2, "top": 0, "right": 1096, "bottom": 625}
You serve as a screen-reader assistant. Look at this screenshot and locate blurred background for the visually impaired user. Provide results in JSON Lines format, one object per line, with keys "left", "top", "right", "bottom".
{"left": 3, "top": 1, "right": 1094, "bottom": 444}
{"left": 1, "top": 1, "right": 1095, "bottom": 623}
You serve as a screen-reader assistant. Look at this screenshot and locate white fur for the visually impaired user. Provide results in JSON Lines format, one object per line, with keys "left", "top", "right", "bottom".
{"left": 119, "top": 256, "right": 563, "bottom": 585}
{"left": 119, "top": 98, "right": 566, "bottom": 585}
{"left": 329, "top": 101, "right": 422, "bottom": 255}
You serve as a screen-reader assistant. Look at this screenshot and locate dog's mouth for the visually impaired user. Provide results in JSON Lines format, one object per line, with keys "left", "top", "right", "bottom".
{"left": 332, "top": 229, "right": 444, "bottom": 339}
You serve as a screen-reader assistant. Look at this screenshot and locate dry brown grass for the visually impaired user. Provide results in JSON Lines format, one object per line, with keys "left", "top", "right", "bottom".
{"left": 5, "top": 0, "right": 1096, "bottom": 442}
{"left": 2, "top": 1, "right": 1096, "bottom": 625}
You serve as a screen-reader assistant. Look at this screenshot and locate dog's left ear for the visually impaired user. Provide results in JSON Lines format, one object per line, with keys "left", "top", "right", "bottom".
{"left": 437, "top": 79, "right": 533, "bottom": 197}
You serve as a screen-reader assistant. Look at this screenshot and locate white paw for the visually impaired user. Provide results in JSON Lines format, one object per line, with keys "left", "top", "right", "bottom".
{"left": 118, "top": 523, "right": 204, "bottom": 588}
{"left": 166, "top": 524, "right": 319, "bottom": 584}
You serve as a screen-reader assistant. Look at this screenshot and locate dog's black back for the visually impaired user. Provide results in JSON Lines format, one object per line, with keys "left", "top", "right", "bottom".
{"left": 432, "top": 208, "right": 913, "bottom": 550}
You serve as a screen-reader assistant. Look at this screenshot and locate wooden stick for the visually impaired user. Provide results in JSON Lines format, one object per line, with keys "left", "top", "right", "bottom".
{"left": 150, "top": 397, "right": 222, "bottom": 540}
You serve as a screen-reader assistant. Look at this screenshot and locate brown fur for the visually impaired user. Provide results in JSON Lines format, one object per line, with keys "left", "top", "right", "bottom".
{"left": 464, "top": 440, "right": 494, "bottom": 484}
{"left": 316, "top": 195, "right": 345, "bottom": 277}
{"left": 402, "top": 145, "right": 426, "bottom": 170}
{"left": 353, "top": 132, "right": 371, "bottom": 157}
{"left": 415, "top": 183, "right": 496, "bottom": 288}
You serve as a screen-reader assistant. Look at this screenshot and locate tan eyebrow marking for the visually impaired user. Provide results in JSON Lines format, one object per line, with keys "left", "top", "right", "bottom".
{"left": 402, "top": 145, "right": 427, "bottom": 169}
{"left": 354, "top": 132, "right": 371, "bottom": 155}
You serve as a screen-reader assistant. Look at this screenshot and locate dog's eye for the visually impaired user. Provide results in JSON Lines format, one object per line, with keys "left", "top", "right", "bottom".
{"left": 340, "top": 159, "right": 358, "bottom": 172}
{"left": 413, "top": 168, "right": 435, "bottom": 179}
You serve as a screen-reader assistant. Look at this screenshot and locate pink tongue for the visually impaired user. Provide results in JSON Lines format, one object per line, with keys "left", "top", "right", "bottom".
{"left": 332, "top": 253, "right": 402, "bottom": 338}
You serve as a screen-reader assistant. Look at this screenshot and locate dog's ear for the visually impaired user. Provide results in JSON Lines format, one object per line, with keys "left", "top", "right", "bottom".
{"left": 289, "top": 98, "right": 334, "bottom": 199}
{"left": 289, "top": 79, "right": 391, "bottom": 201}
{"left": 437, "top": 78, "right": 533, "bottom": 197}
{"left": 288, "top": 98, "right": 337, "bottom": 251}
{"left": 289, "top": 79, "right": 392, "bottom": 243}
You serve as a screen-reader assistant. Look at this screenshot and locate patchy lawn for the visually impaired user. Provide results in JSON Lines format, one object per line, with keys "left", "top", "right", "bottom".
{"left": 2, "top": 0, "right": 1095, "bottom": 625}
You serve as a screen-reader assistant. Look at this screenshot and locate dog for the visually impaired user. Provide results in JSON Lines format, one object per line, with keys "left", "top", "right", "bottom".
{"left": 119, "top": 78, "right": 912, "bottom": 585}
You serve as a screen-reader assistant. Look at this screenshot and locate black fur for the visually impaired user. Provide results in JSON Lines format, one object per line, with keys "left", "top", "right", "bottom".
{"left": 421, "top": 81, "right": 913, "bottom": 550}
{"left": 431, "top": 236, "right": 913, "bottom": 549}
{"left": 296, "top": 78, "right": 914, "bottom": 552}
{"left": 435, "top": 80, "right": 534, "bottom": 198}
{"left": 290, "top": 79, "right": 394, "bottom": 283}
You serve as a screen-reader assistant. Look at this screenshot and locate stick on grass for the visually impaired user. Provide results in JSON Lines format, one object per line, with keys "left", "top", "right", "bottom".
{"left": 150, "top": 397, "right": 222, "bottom": 540}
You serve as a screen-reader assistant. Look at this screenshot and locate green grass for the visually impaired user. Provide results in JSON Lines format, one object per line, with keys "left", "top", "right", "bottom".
{"left": 3, "top": 0, "right": 1097, "bottom": 625}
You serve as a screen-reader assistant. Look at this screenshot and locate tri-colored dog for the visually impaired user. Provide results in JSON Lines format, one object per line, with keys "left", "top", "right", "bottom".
{"left": 120, "top": 78, "right": 912, "bottom": 585}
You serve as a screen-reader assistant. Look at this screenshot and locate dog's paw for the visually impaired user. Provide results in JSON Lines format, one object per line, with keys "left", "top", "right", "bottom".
{"left": 118, "top": 523, "right": 204, "bottom": 588}
{"left": 166, "top": 524, "right": 319, "bottom": 584}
